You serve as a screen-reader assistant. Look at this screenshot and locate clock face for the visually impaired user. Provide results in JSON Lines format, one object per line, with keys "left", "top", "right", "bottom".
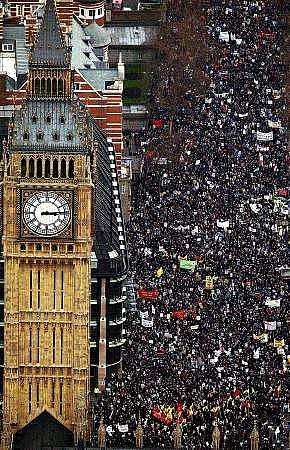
{"left": 23, "top": 191, "right": 71, "bottom": 236}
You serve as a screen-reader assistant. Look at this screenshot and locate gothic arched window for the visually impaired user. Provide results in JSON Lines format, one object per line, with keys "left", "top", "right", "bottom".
{"left": 37, "top": 159, "right": 42, "bottom": 178}
{"left": 45, "top": 159, "right": 50, "bottom": 178}
{"left": 21, "top": 158, "right": 27, "bottom": 177}
{"left": 68, "top": 159, "right": 74, "bottom": 178}
{"left": 47, "top": 78, "right": 52, "bottom": 96}
{"left": 41, "top": 78, "right": 46, "bottom": 95}
{"left": 52, "top": 78, "right": 57, "bottom": 96}
{"left": 29, "top": 158, "right": 34, "bottom": 177}
{"left": 60, "top": 159, "right": 66, "bottom": 178}
{"left": 35, "top": 78, "right": 40, "bottom": 95}
{"left": 53, "top": 159, "right": 58, "bottom": 178}
{"left": 58, "top": 79, "right": 64, "bottom": 96}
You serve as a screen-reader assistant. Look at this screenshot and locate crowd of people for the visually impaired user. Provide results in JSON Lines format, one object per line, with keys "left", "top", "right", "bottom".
{"left": 96, "top": 1, "right": 288, "bottom": 448}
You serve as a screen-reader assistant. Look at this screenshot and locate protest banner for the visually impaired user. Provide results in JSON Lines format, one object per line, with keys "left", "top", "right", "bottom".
{"left": 179, "top": 259, "right": 197, "bottom": 270}
{"left": 138, "top": 289, "right": 158, "bottom": 300}
{"left": 219, "top": 31, "right": 230, "bottom": 42}
{"left": 141, "top": 318, "right": 153, "bottom": 328}
{"left": 264, "top": 321, "right": 277, "bottom": 330}
{"left": 265, "top": 299, "right": 280, "bottom": 308}
{"left": 257, "top": 131, "right": 273, "bottom": 141}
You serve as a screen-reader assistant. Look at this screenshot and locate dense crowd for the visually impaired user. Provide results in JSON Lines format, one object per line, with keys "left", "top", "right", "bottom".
{"left": 95, "top": 1, "right": 288, "bottom": 448}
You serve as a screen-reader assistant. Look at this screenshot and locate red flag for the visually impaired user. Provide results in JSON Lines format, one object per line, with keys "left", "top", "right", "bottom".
{"left": 241, "top": 400, "right": 251, "bottom": 408}
{"left": 145, "top": 150, "right": 155, "bottom": 161}
{"left": 233, "top": 389, "right": 241, "bottom": 398}
{"left": 277, "top": 188, "right": 288, "bottom": 197}
{"left": 172, "top": 310, "right": 187, "bottom": 320}
{"left": 176, "top": 403, "right": 184, "bottom": 413}
{"left": 138, "top": 289, "right": 158, "bottom": 300}
{"left": 152, "top": 119, "right": 164, "bottom": 128}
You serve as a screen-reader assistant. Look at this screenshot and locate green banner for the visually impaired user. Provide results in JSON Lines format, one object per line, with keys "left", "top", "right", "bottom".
{"left": 179, "top": 259, "right": 197, "bottom": 270}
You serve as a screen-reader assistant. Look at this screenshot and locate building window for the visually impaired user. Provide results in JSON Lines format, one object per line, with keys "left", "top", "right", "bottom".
{"left": 74, "top": 82, "right": 80, "bottom": 91}
{"left": 60, "top": 159, "right": 66, "bottom": 178}
{"left": 16, "top": 4, "right": 24, "bottom": 16}
{"left": 29, "top": 327, "right": 32, "bottom": 363}
{"left": 53, "top": 270, "right": 56, "bottom": 309}
{"left": 52, "top": 244, "right": 58, "bottom": 252}
{"left": 36, "top": 327, "right": 40, "bottom": 364}
{"left": 67, "top": 244, "right": 73, "bottom": 252}
{"left": 53, "top": 132, "right": 59, "bottom": 141}
{"left": 60, "top": 115, "right": 65, "bottom": 124}
{"left": 53, "top": 159, "right": 58, "bottom": 178}
{"left": 80, "top": 8, "right": 85, "bottom": 17}
{"left": 23, "top": 131, "right": 29, "bottom": 141}
{"left": 37, "top": 158, "right": 42, "bottom": 178}
{"left": 37, "top": 270, "right": 41, "bottom": 309}
{"left": 2, "top": 43, "right": 13, "bottom": 52}
{"left": 51, "top": 382, "right": 55, "bottom": 408}
{"left": 36, "top": 244, "right": 42, "bottom": 251}
{"left": 68, "top": 159, "right": 74, "bottom": 178}
{"left": 36, "top": 131, "right": 43, "bottom": 141}
{"left": 29, "top": 269, "right": 33, "bottom": 308}
{"left": 28, "top": 383, "right": 32, "bottom": 414}
{"left": 52, "top": 328, "right": 56, "bottom": 363}
{"left": 32, "top": 115, "right": 37, "bottom": 123}
{"left": 89, "top": 9, "right": 95, "bottom": 17}
{"left": 60, "top": 328, "right": 63, "bottom": 364}
{"left": 45, "top": 159, "right": 50, "bottom": 178}
{"left": 98, "top": 8, "right": 103, "bottom": 16}
{"left": 29, "top": 158, "right": 34, "bottom": 177}
{"left": 60, "top": 270, "right": 64, "bottom": 309}
{"left": 46, "top": 115, "right": 51, "bottom": 123}
{"left": 21, "top": 158, "right": 27, "bottom": 177}
{"left": 20, "top": 243, "right": 26, "bottom": 251}
{"left": 67, "top": 132, "right": 73, "bottom": 141}
{"left": 59, "top": 383, "right": 63, "bottom": 415}
{"left": 36, "top": 381, "right": 40, "bottom": 408}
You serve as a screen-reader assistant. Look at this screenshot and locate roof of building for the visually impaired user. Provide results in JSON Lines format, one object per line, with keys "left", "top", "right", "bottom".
{"left": 30, "top": 0, "right": 70, "bottom": 67}
{"left": 11, "top": 99, "right": 86, "bottom": 151}
{"left": 84, "top": 22, "right": 111, "bottom": 47}
{"left": 79, "top": 68, "right": 119, "bottom": 90}
{"left": 71, "top": 17, "right": 112, "bottom": 71}
{"left": 3, "top": 25, "right": 29, "bottom": 76}
{"left": 107, "top": 25, "right": 158, "bottom": 46}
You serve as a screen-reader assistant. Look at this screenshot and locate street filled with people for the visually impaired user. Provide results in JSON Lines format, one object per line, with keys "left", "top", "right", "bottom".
{"left": 96, "top": 1, "right": 288, "bottom": 448}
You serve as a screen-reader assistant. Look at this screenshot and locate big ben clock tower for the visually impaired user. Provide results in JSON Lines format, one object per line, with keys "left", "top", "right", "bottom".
{"left": 0, "top": 0, "right": 127, "bottom": 448}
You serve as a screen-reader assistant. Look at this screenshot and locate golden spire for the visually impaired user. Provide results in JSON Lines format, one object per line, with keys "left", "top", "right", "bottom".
{"left": 97, "top": 417, "right": 106, "bottom": 449}
{"left": 135, "top": 418, "right": 143, "bottom": 448}
{"left": 173, "top": 418, "right": 182, "bottom": 448}
{"left": 212, "top": 422, "right": 221, "bottom": 450}
{"left": 250, "top": 423, "right": 259, "bottom": 450}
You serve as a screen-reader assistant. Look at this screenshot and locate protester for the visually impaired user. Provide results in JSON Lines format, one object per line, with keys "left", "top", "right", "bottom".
{"left": 94, "top": 1, "right": 288, "bottom": 448}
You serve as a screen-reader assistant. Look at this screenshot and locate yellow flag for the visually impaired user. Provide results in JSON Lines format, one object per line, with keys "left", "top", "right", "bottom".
{"left": 156, "top": 267, "right": 164, "bottom": 278}
{"left": 274, "top": 338, "right": 285, "bottom": 347}
{"left": 205, "top": 276, "right": 213, "bottom": 289}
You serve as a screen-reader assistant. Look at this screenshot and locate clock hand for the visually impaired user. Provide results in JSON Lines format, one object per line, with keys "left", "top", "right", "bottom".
{"left": 41, "top": 211, "right": 59, "bottom": 216}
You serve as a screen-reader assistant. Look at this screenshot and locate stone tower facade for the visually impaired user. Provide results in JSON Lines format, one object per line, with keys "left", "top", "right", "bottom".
{"left": 1, "top": 0, "right": 92, "bottom": 446}
{"left": 0, "top": 0, "right": 128, "bottom": 447}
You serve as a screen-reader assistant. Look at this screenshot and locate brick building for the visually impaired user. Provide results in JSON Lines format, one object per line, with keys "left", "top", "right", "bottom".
{"left": 0, "top": 0, "right": 125, "bottom": 172}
